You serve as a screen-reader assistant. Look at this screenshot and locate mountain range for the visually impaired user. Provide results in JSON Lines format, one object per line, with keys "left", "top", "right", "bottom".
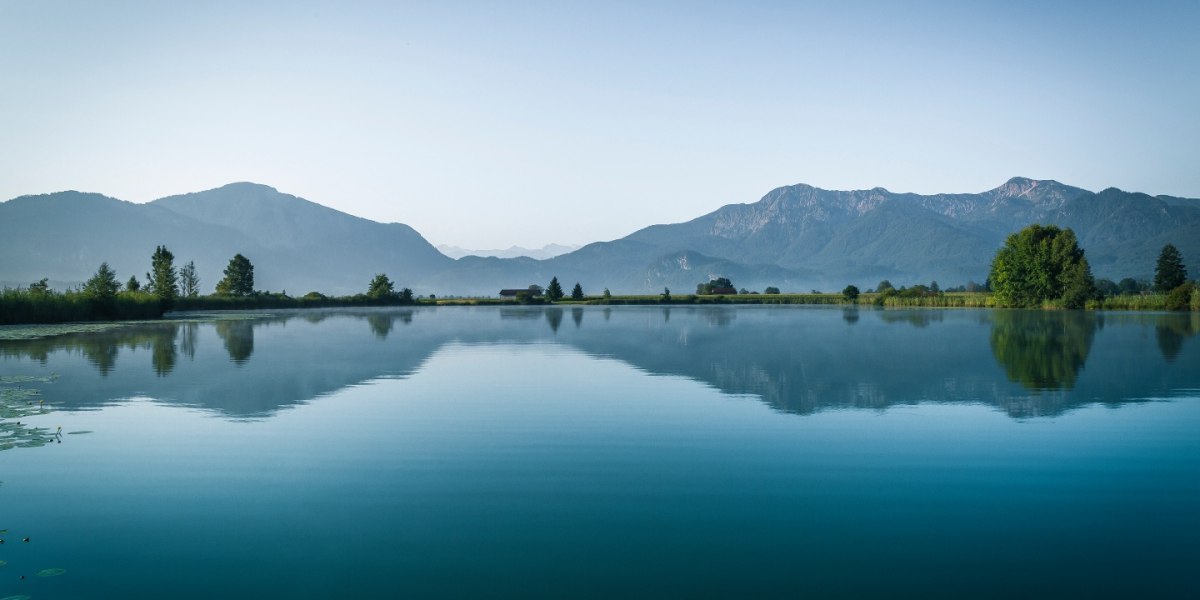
{"left": 1, "top": 178, "right": 1197, "bottom": 296}
{"left": 435, "top": 243, "right": 579, "bottom": 260}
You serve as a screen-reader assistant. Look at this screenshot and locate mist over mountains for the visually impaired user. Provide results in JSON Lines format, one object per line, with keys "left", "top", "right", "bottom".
{"left": 2, "top": 178, "right": 1197, "bottom": 296}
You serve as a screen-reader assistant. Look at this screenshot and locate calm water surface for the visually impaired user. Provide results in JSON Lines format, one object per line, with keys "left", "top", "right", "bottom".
{"left": 1, "top": 306, "right": 1198, "bottom": 598}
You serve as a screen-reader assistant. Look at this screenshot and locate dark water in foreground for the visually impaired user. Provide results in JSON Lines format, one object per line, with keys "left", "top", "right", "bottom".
{"left": 1, "top": 306, "right": 1198, "bottom": 598}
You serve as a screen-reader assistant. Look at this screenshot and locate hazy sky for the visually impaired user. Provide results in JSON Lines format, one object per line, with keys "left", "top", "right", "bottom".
{"left": 2, "top": 1, "right": 1198, "bottom": 248}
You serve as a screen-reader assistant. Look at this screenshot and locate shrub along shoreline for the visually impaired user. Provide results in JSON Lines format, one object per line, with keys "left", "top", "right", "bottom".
{"left": 3, "top": 288, "right": 1197, "bottom": 326}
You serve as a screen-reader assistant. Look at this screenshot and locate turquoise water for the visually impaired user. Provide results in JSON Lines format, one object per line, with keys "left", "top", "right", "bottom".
{"left": 1, "top": 306, "right": 1198, "bottom": 598}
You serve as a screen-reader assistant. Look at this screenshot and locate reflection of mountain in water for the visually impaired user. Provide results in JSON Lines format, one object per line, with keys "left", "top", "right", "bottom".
{"left": 1, "top": 307, "right": 1197, "bottom": 420}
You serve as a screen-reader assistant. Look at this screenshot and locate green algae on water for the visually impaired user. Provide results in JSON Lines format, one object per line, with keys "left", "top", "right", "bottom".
{"left": 36, "top": 567, "right": 67, "bottom": 577}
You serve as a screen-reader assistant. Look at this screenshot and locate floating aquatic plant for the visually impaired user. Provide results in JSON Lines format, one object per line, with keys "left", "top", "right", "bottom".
{"left": 36, "top": 567, "right": 67, "bottom": 577}
{"left": 66, "top": 430, "right": 93, "bottom": 435}
{"left": 1, "top": 375, "right": 60, "bottom": 453}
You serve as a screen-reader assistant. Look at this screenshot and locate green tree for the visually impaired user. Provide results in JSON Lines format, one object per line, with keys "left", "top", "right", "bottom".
{"left": 1165, "top": 282, "right": 1196, "bottom": 311}
{"left": 660, "top": 287, "right": 671, "bottom": 302}
{"left": 145, "top": 245, "right": 178, "bottom": 306}
{"left": 216, "top": 254, "right": 255, "bottom": 297}
{"left": 602, "top": 288, "right": 612, "bottom": 300}
{"left": 571, "top": 282, "right": 584, "bottom": 300}
{"left": 367, "top": 273, "right": 395, "bottom": 299}
{"left": 842, "top": 284, "right": 860, "bottom": 302}
{"left": 697, "top": 277, "right": 734, "bottom": 294}
{"left": 546, "top": 276, "right": 564, "bottom": 301}
{"left": 988, "top": 224, "right": 1096, "bottom": 308}
{"left": 83, "top": 262, "right": 121, "bottom": 307}
{"left": 179, "top": 260, "right": 200, "bottom": 298}
{"left": 876, "top": 280, "right": 894, "bottom": 293}
{"left": 28, "top": 278, "right": 50, "bottom": 295}
{"left": 1117, "top": 278, "right": 1144, "bottom": 295}
{"left": 1094, "top": 278, "right": 1119, "bottom": 297}
{"left": 764, "top": 286, "right": 780, "bottom": 294}
{"left": 126, "top": 276, "right": 141, "bottom": 292}
{"left": 1154, "top": 243, "right": 1188, "bottom": 292}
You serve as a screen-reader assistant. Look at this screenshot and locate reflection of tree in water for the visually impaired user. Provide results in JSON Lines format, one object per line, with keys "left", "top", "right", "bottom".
{"left": 367, "top": 314, "right": 394, "bottom": 339}
{"left": 990, "top": 310, "right": 1099, "bottom": 390}
{"left": 572, "top": 307, "right": 584, "bottom": 328}
{"left": 151, "top": 326, "right": 178, "bottom": 377}
{"left": 603, "top": 308, "right": 612, "bottom": 321}
{"left": 215, "top": 320, "right": 255, "bottom": 365}
{"left": 83, "top": 338, "right": 120, "bottom": 376}
{"left": 661, "top": 307, "right": 670, "bottom": 323}
{"left": 842, "top": 308, "right": 859, "bottom": 324}
{"left": 1155, "top": 313, "right": 1200, "bottom": 363}
{"left": 179, "top": 322, "right": 199, "bottom": 360}
{"left": 0, "top": 325, "right": 185, "bottom": 377}
{"left": 879, "top": 310, "right": 943, "bottom": 328}
{"left": 545, "top": 308, "right": 563, "bottom": 333}
{"left": 700, "top": 307, "right": 734, "bottom": 327}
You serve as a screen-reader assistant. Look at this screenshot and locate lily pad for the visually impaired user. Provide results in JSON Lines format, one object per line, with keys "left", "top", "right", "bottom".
{"left": 0, "top": 559, "right": 6, "bottom": 566}
{"left": 66, "top": 430, "right": 94, "bottom": 435}
{"left": 36, "top": 567, "right": 67, "bottom": 577}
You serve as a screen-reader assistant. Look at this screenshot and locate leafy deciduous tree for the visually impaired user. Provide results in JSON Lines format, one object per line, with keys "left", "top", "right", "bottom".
{"left": 216, "top": 254, "right": 254, "bottom": 297}
{"left": 84, "top": 262, "right": 121, "bottom": 304}
{"left": 988, "top": 224, "right": 1096, "bottom": 308}
{"left": 145, "top": 245, "right": 178, "bottom": 306}
{"left": 367, "top": 273, "right": 395, "bottom": 299}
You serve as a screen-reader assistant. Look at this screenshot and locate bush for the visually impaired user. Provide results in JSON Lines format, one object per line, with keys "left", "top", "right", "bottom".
{"left": 1166, "top": 282, "right": 1197, "bottom": 311}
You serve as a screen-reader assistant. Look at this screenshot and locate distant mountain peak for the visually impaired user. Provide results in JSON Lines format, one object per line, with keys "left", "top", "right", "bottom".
{"left": 987, "top": 177, "right": 1086, "bottom": 205}
{"left": 216, "top": 181, "right": 280, "bottom": 193}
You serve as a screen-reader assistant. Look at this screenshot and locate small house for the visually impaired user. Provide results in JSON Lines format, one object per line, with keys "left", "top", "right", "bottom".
{"left": 500, "top": 285, "right": 544, "bottom": 298}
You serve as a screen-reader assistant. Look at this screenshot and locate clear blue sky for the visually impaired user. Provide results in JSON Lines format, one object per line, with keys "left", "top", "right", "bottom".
{"left": 2, "top": 1, "right": 1197, "bottom": 248}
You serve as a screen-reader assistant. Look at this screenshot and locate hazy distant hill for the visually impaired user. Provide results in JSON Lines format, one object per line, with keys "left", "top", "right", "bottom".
{"left": 1, "top": 183, "right": 452, "bottom": 295}
{"left": 436, "top": 243, "right": 579, "bottom": 260}
{"left": 2, "top": 178, "right": 1197, "bottom": 296}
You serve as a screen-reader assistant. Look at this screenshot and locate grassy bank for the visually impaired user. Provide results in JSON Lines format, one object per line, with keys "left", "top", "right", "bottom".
{"left": 1, "top": 288, "right": 164, "bottom": 325}
{"left": 0, "top": 288, "right": 428, "bottom": 326}
{"left": 5, "top": 287, "right": 1198, "bottom": 326}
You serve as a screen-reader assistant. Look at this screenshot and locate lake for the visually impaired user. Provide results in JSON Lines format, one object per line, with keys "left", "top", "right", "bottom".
{"left": 1, "top": 306, "right": 1198, "bottom": 598}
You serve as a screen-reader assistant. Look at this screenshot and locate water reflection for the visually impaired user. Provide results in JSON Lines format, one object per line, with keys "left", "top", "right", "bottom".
{"left": 367, "top": 314, "right": 394, "bottom": 339}
{"left": 546, "top": 308, "right": 563, "bottom": 333}
{"left": 1, "top": 307, "right": 1197, "bottom": 420}
{"left": 215, "top": 320, "right": 255, "bottom": 365}
{"left": 989, "top": 311, "right": 1099, "bottom": 390}
{"left": 151, "top": 325, "right": 178, "bottom": 376}
{"left": 1155, "top": 313, "right": 1200, "bottom": 362}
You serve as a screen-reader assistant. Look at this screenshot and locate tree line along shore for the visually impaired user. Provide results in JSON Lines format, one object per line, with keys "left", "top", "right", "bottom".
{"left": 2, "top": 225, "right": 1197, "bottom": 326}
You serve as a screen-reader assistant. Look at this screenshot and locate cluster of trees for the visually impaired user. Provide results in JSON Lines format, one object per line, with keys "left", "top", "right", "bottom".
{"left": 365, "top": 273, "right": 415, "bottom": 304}
{"left": 4, "top": 247, "right": 427, "bottom": 324}
{"left": 696, "top": 278, "right": 735, "bottom": 295}
{"left": 987, "top": 225, "right": 1193, "bottom": 310}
